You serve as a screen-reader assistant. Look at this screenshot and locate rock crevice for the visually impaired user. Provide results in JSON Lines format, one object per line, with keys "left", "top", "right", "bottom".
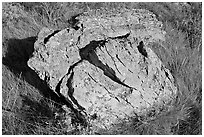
{"left": 44, "top": 30, "right": 60, "bottom": 44}
{"left": 79, "top": 39, "right": 131, "bottom": 89}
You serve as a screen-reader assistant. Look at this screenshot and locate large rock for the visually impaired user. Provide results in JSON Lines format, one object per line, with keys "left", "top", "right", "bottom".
{"left": 28, "top": 9, "right": 177, "bottom": 128}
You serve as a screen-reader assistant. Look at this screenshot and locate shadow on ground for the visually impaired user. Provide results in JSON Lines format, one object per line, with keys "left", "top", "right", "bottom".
{"left": 19, "top": 94, "right": 54, "bottom": 123}
{"left": 2, "top": 37, "right": 66, "bottom": 106}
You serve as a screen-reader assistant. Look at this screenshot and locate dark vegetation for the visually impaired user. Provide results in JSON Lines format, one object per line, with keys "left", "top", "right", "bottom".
{"left": 2, "top": 2, "right": 202, "bottom": 135}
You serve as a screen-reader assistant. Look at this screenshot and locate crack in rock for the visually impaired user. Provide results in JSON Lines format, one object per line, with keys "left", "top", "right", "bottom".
{"left": 66, "top": 71, "right": 86, "bottom": 111}
{"left": 86, "top": 72, "right": 121, "bottom": 103}
{"left": 137, "top": 41, "right": 148, "bottom": 58}
{"left": 44, "top": 30, "right": 60, "bottom": 44}
{"left": 108, "top": 32, "right": 130, "bottom": 40}
{"left": 79, "top": 40, "right": 132, "bottom": 89}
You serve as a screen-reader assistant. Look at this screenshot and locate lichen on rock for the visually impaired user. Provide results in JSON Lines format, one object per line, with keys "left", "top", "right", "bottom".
{"left": 28, "top": 9, "right": 177, "bottom": 129}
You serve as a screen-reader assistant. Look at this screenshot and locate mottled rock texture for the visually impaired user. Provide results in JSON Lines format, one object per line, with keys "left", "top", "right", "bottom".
{"left": 28, "top": 9, "right": 177, "bottom": 128}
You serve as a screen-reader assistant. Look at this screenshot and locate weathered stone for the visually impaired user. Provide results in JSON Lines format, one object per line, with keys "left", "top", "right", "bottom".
{"left": 28, "top": 9, "right": 177, "bottom": 128}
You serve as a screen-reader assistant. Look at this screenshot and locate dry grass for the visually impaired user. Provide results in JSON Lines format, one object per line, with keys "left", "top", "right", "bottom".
{"left": 2, "top": 2, "right": 202, "bottom": 135}
{"left": 2, "top": 65, "right": 70, "bottom": 135}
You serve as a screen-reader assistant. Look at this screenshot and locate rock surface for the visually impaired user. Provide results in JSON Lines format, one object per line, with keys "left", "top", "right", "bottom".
{"left": 28, "top": 9, "right": 177, "bottom": 128}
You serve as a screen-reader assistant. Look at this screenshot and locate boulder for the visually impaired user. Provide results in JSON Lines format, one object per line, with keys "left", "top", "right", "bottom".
{"left": 28, "top": 9, "right": 177, "bottom": 129}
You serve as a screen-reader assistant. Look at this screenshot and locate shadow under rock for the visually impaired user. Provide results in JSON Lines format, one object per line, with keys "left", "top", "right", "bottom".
{"left": 2, "top": 37, "right": 67, "bottom": 106}
{"left": 19, "top": 95, "right": 54, "bottom": 123}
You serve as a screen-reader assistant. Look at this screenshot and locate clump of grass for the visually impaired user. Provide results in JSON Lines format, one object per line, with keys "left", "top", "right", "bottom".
{"left": 2, "top": 66, "right": 59, "bottom": 134}
{"left": 135, "top": 2, "right": 202, "bottom": 49}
